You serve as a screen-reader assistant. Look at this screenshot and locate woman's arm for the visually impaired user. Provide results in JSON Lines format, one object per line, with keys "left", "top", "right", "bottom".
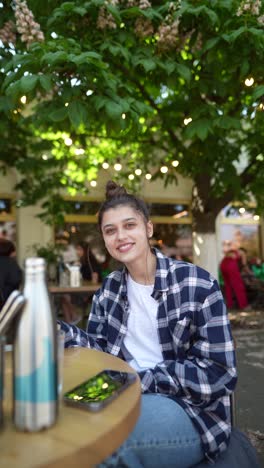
{"left": 59, "top": 292, "right": 108, "bottom": 351}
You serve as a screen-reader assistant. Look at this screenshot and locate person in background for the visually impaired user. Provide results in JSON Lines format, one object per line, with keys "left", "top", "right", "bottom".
{"left": 250, "top": 257, "right": 264, "bottom": 281}
{"left": 55, "top": 233, "right": 78, "bottom": 265}
{"left": 60, "top": 241, "right": 102, "bottom": 324}
{"left": 0, "top": 228, "right": 8, "bottom": 240}
{"left": 76, "top": 240, "right": 102, "bottom": 283}
{"left": 220, "top": 249, "right": 250, "bottom": 310}
{"left": 0, "top": 239, "right": 22, "bottom": 308}
{"left": 58, "top": 181, "right": 242, "bottom": 467}
{"left": 238, "top": 247, "right": 254, "bottom": 277}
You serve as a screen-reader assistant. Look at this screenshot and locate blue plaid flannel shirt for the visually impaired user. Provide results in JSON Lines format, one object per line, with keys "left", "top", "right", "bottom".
{"left": 60, "top": 248, "right": 237, "bottom": 462}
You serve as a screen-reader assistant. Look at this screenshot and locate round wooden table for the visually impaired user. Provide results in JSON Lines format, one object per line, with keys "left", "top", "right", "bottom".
{"left": 1, "top": 347, "right": 141, "bottom": 467}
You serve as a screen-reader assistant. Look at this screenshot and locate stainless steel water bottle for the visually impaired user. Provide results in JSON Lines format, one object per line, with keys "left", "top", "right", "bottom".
{"left": 13, "top": 257, "right": 58, "bottom": 431}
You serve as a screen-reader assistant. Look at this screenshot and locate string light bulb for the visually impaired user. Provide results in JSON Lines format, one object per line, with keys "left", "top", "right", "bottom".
{"left": 145, "top": 173, "right": 152, "bottom": 180}
{"left": 160, "top": 166, "right": 168, "bottom": 174}
{"left": 64, "top": 137, "right": 72, "bottom": 146}
{"left": 184, "top": 117, "right": 192, "bottom": 125}
{"left": 245, "top": 77, "right": 254, "bottom": 87}
{"left": 128, "top": 174, "right": 135, "bottom": 180}
{"left": 102, "top": 162, "right": 109, "bottom": 169}
{"left": 90, "top": 180, "right": 97, "bottom": 187}
{"left": 114, "top": 162, "right": 122, "bottom": 171}
{"left": 135, "top": 169, "right": 142, "bottom": 176}
{"left": 74, "top": 148, "right": 85, "bottom": 155}
{"left": 172, "top": 160, "right": 179, "bottom": 167}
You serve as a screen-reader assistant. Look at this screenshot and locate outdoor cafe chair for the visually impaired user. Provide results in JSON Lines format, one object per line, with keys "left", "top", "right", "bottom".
{"left": 193, "top": 393, "right": 261, "bottom": 467}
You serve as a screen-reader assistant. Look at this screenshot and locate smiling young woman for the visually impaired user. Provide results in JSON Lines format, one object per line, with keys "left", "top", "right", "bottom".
{"left": 59, "top": 181, "right": 259, "bottom": 468}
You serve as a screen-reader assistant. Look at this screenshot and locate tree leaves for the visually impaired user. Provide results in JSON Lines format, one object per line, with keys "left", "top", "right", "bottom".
{"left": 185, "top": 118, "right": 212, "bottom": 141}
{"left": 41, "top": 51, "right": 68, "bottom": 66}
{"left": 19, "top": 75, "right": 39, "bottom": 93}
{"left": 215, "top": 116, "right": 241, "bottom": 130}
{"left": 68, "top": 51, "right": 102, "bottom": 66}
{"left": 175, "top": 63, "right": 191, "bottom": 83}
{"left": 68, "top": 101, "right": 88, "bottom": 128}
{"left": 1, "top": 0, "right": 264, "bottom": 224}
{"left": 39, "top": 75, "right": 53, "bottom": 92}
{"left": 49, "top": 107, "right": 68, "bottom": 122}
{"left": 252, "top": 86, "right": 264, "bottom": 100}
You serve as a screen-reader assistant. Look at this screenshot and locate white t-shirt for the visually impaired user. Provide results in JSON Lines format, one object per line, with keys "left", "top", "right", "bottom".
{"left": 123, "top": 274, "right": 163, "bottom": 371}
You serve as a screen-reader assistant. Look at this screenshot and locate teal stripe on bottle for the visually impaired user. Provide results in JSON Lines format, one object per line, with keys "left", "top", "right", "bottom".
{"left": 15, "top": 337, "right": 56, "bottom": 402}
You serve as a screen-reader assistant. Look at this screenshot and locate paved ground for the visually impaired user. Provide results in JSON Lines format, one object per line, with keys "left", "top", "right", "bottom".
{"left": 230, "top": 310, "right": 264, "bottom": 467}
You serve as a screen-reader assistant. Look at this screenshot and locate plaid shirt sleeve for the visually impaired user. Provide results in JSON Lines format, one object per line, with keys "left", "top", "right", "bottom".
{"left": 59, "top": 291, "right": 108, "bottom": 352}
{"left": 59, "top": 320, "right": 91, "bottom": 348}
{"left": 138, "top": 279, "right": 237, "bottom": 403}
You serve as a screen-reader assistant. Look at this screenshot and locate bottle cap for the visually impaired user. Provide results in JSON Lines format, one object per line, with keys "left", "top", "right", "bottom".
{"left": 25, "top": 257, "right": 46, "bottom": 272}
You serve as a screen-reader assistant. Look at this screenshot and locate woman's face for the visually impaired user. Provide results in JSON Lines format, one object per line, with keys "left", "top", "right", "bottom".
{"left": 101, "top": 205, "right": 153, "bottom": 266}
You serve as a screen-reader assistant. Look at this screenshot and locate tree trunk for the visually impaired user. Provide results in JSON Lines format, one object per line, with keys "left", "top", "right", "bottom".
{"left": 192, "top": 231, "right": 219, "bottom": 279}
{"left": 190, "top": 175, "right": 236, "bottom": 277}
{"left": 191, "top": 192, "right": 224, "bottom": 279}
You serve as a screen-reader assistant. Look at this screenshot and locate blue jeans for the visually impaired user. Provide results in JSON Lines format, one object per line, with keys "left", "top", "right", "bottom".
{"left": 98, "top": 394, "right": 204, "bottom": 468}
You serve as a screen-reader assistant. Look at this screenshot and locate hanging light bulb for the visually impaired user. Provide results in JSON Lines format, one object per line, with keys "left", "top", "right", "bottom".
{"left": 245, "top": 77, "right": 254, "bottom": 87}
{"left": 74, "top": 148, "right": 85, "bottom": 155}
{"left": 114, "top": 161, "right": 122, "bottom": 171}
{"left": 90, "top": 180, "right": 97, "bottom": 187}
{"left": 128, "top": 174, "right": 135, "bottom": 180}
{"left": 160, "top": 166, "right": 168, "bottom": 173}
{"left": 172, "top": 160, "right": 179, "bottom": 167}
{"left": 145, "top": 173, "right": 152, "bottom": 180}
{"left": 135, "top": 168, "right": 142, "bottom": 176}
{"left": 102, "top": 162, "right": 109, "bottom": 169}
{"left": 64, "top": 137, "right": 72, "bottom": 146}
{"left": 184, "top": 117, "right": 192, "bottom": 125}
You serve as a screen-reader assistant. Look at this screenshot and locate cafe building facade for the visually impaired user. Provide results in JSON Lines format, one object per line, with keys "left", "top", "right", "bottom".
{"left": 0, "top": 168, "right": 263, "bottom": 270}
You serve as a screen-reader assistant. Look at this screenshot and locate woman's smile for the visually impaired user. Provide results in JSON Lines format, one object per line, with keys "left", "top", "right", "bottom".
{"left": 117, "top": 242, "right": 135, "bottom": 253}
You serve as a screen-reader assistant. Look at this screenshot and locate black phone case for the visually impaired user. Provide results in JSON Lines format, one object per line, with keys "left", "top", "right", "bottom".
{"left": 63, "top": 369, "right": 137, "bottom": 412}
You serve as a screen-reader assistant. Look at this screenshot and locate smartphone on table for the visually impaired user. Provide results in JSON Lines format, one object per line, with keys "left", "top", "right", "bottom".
{"left": 63, "top": 369, "right": 137, "bottom": 411}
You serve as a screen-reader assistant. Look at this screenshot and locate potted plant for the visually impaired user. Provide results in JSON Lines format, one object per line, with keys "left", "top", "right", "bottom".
{"left": 31, "top": 243, "right": 61, "bottom": 282}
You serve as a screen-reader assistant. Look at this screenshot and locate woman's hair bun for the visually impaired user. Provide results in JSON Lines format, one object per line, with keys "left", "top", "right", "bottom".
{"left": 105, "top": 180, "right": 127, "bottom": 200}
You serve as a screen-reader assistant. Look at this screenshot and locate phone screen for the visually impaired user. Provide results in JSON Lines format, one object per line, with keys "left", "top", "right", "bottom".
{"left": 64, "top": 369, "right": 137, "bottom": 409}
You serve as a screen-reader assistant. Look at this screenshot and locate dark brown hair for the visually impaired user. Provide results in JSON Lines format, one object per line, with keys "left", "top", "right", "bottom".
{"left": 98, "top": 181, "right": 149, "bottom": 230}
{"left": 0, "top": 239, "right": 16, "bottom": 256}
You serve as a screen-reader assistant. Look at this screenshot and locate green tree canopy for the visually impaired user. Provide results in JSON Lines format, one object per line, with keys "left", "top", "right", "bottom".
{"left": 0, "top": 0, "right": 264, "bottom": 230}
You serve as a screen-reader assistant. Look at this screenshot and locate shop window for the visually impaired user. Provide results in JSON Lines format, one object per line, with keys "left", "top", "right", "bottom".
{"left": 148, "top": 202, "right": 190, "bottom": 219}
{"left": 65, "top": 200, "right": 101, "bottom": 216}
{"left": 221, "top": 203, "right": 261, "bottom": 259}
{"left": 152, "top": 223, "right": 193, "bottom": 261}
{"left": 221, "top": 224, "right": 260, "bottom": 259}
{"left": 222, "top": 204, "right": 259, "bottom": 221}
{"left": 0, "top": 198, "right": 12, "bottom": 215}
